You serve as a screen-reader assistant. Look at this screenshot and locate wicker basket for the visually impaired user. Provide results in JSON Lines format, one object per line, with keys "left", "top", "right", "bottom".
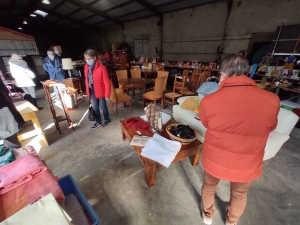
{"left": 166, "top": 124, "right": 197, "bottom": 145}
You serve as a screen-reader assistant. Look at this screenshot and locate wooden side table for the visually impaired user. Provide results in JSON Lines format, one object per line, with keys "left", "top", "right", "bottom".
{"left": 14, "top": 101, "right": 49, "bottom": 146}
{"left": 120, "top": 118, "right": 202, "bottom": 186}
{"left": 41, "top": 80, "right": 74, "bottom": 135}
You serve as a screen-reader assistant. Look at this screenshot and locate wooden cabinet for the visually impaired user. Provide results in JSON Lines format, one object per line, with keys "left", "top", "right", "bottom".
{"left": 62, "top": 77, "right": 85, "bottom": 96}
{"left": 114, "top": 50, "right": 130, "bottom": 67}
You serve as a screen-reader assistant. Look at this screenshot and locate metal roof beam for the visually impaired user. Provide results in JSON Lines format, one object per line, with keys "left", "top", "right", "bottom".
{"left": 65, "top": 0, "right": 123, "bottom": 27}
{"left": 38, "top": 6, "right": 98, "bottom": 31}
{"left": 135, "top": 0, "right": 162, "bottom": 20}
{"left": 103, "top": 0, "right": 135, "bottom": 12}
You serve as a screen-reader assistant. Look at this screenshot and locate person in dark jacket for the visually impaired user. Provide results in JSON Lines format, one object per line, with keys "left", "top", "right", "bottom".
{"left": 84, "top": 49, "right": 111, "bottom": 129}
{"left": 0, "top": 79, "right": 25, "bottom": 148}
{"left": 54, "top": 46, "right": 63, "bottom": 60}
{"left": 42, "top": 49, "right": 65, "bottom": 82}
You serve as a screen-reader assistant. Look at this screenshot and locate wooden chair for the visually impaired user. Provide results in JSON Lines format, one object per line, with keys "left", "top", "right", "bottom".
{"left": 164, "top": 75, "right": 186, "bottom": 108}
{"left": 156, "top": 66, "right": 165, "bottom": 71}
{"left": 130, "top": 65, "right": 139, "bottom": 69}
{"left": 199, "top": 70, "right": 212, "bottom": 86}
{"left": 130, "top": 69, "right": 143, "bottom": 97}
{"left": 115, "top": 70, "right": 128, "bottom": 94}
{"left": 143, "top": 76, "right": 166, "bottom": 109}
{"left": 130, "top": 69, "right": 141, "bottom": 78}
{"left": 109, "top": 80, "right": 132, "bottom": 116}
{"left": 182, "top": 69, "right": 201, "bottom": 96}
{"left": 150, "top": 71, "right": 168, "bottom": 92}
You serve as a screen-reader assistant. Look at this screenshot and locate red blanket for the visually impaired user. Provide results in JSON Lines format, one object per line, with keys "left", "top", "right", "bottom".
{"left": 0, "top": 169, "right": 65, "bottom": 222}
{"left": 0, "top": 155, "right": 47, "bottom": 195}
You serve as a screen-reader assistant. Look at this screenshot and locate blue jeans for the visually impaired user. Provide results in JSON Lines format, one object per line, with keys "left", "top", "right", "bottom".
{"left": 90, "top": 87, "right": 110, "bottom": 124}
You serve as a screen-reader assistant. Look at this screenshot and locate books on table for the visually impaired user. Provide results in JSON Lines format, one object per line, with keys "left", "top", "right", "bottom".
{"left": 130, "top": 135, "right": 151, "bottom": 147}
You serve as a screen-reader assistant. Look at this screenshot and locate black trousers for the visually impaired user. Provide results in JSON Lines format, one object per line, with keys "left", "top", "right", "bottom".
{"left": 22, "top": 86, "right": 38, "bottom": 107}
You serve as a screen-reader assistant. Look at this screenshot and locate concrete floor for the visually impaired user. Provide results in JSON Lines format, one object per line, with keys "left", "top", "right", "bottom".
{"left": 21, "top": 88, "right": 300, "bottom": 225}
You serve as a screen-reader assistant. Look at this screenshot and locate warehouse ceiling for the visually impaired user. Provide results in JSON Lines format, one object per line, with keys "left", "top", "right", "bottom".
{"left": 0, "top": 0, "right": 216, "bottom": 32}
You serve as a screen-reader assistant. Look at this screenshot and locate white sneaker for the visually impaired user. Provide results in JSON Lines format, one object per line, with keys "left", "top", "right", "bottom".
{"left": 200, "top": 202, "right": 212, "bottom": 225}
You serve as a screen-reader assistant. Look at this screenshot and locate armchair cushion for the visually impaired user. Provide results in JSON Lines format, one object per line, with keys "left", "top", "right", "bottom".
{"left": 274, "top": 108, "right": 299, "bottom": 135}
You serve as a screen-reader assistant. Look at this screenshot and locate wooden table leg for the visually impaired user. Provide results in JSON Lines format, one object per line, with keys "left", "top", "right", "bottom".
{"left": 144, "top": 162, "right": 157, "bottom": 186}
{"left": 192, "top": 144, "right": 201, "bottom": 166}
{"left": 120, "top": 124, "right": 126, "bottom": 141}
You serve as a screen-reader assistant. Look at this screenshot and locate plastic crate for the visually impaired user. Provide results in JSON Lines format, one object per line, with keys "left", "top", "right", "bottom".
{"left": 58, "top": 174, "right": 100, "bottom": 225}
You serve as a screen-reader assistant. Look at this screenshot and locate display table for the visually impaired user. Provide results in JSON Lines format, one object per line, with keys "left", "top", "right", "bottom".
{"left": 14, "top": 101, "right": 48, "bottom": 146}
{"left": 120, "top": 118, "right": 202, "bottom": 186}
{"left": 119, "top": 78, "right": 153, "bottom": 98}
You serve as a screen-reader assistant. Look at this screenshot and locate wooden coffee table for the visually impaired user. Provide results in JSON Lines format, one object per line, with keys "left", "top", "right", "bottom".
{"left": 120, "top": 117, "right": 202, "bottom": 186}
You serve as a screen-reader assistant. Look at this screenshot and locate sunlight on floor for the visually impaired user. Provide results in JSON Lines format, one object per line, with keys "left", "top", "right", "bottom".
{"left": 88, "top": 198, "right": 99, "bottom": 207}
{"left": 76, "top": 108, "right": 89, "bottom": 127}
{"left": 44, "top": 122, "right": 55, "bottom": 130}
{"left": 25, "top": 136, "right": 43, "bottom": 153}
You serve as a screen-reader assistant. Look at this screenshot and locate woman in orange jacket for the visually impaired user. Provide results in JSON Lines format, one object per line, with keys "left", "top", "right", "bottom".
{"left": 199, "top": 54, "right": 280, "bottom": 225}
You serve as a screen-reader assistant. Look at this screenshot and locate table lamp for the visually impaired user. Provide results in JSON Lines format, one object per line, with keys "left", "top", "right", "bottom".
{"left": 62, "top": 58, "right": 74, "bottom": 78}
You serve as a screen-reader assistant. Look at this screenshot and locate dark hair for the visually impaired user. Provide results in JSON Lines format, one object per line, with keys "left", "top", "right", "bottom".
{"left": 219, "top": 54, "right": 250, "bottom": 77}
{"left": 84, "top": 49, "right": 97, "bottom": 57}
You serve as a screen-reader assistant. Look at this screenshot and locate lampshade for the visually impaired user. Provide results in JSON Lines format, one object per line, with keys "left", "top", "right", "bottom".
{"left": 62, "top": 58, "right": 74, "bottom": 70}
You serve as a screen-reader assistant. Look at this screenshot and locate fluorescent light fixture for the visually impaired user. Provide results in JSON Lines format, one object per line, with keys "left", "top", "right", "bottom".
{"left": 22, "top": 20, "right": 28, "bottom": 24}
{"left": 34, "top": 10, "right": 48, "bottom": 17}
{"left": 42, "top": 0, "right": 51, "bottom": 4}
{"left": 18, "top": 27, "right": 22, "bottom": 30}
{"left": 30, "top": 13, "right": 36, "bottom": 17}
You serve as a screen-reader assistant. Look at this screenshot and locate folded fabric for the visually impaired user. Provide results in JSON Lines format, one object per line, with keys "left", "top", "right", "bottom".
{"left": 132, "top": 120, "right": 150, "bottom": 131}
{"left": 140, "top": 112, "right": 171, "bottom": 125}
{"left": 0, "top": 155, "right": 47, "bottom": 195}
{"left": 0, "top": 169, "right": 65, "bottom": 222}
{"left": 124, "top": 117, "right": 137, "bottom": 126}
{"left": 141, "top": 133, "right": 182, "bottom": 168}
{"left": 14, "top": 145, "right": 37, "bottom": 160}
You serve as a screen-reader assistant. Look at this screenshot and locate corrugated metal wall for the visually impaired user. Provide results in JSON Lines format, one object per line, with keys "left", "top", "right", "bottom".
{"left": 0, "top": 40, "right": 39, "bottom": 56}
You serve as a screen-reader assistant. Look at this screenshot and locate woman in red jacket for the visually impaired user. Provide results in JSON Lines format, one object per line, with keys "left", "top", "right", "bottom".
{"left": 199, "top": 55, "right": 280, "bottom": 225}
{"left": 84, "top": 49, "right": 111, "bottom": 129}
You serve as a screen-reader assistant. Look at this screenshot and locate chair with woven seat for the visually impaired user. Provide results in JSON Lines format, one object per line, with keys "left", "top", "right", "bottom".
{"left": 109, "top": 80, "right": 132, "bottom": 116}
{"left": 143, "top": 76, "right": 166, "bottom": 109}
{"left": 115, "top": 70, "right": 128, "bottom": 94}
{"left": 164, "top": 75, "right": 186, "bottom": 109}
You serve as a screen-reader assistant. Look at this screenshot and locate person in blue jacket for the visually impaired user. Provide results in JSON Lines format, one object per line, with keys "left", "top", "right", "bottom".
{"left": 42, "top": 49, "right": 65, "bottom": 82}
